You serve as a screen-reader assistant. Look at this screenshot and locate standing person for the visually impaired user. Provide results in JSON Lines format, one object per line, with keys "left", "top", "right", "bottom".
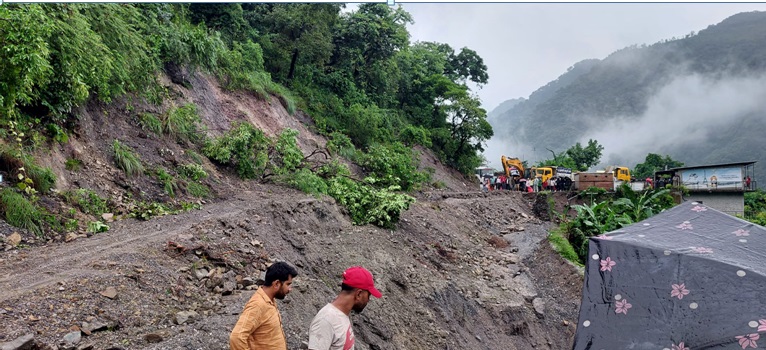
{"left": 746, "top": 176, "right": 752, "bottom": 190}
{"left": 230, "top": 261, "right": 299, "bottom": 350}
{"left": 308, "top": 266, "right": 382, "bottom": 350}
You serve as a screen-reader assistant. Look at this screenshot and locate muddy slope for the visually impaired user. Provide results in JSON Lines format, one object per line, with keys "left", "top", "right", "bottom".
{"left": 0, "top": 188, "right": 582, "bottom": 350}
{"left": 0, "top": 69, "right": 583, "bottom": 349}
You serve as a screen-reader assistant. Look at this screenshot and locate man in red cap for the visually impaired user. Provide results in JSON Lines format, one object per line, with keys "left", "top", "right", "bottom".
{"left": 307, "top": 266, "right": 382, "bottom": 350}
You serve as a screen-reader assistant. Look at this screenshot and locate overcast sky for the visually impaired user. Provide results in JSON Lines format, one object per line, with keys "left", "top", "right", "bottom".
{"left": 400, "top": 3, "right": 766, "bottom": 112}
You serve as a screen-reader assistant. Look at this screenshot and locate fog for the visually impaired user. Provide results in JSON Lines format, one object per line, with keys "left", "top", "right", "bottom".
{"left": 587, "top": 73, "right": 766, "bottom": 169}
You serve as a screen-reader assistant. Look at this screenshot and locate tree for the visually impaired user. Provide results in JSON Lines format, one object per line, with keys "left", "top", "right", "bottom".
{"left": 565, "top": 139, "right": 604, "bottom": 171}
{"left": 633, "top": 153, "right": 684, "bottom": 179}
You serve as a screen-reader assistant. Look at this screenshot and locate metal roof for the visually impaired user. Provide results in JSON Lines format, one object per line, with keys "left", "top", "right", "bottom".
{"left": 668, "top": 161, "right": 757, "bottom": 171}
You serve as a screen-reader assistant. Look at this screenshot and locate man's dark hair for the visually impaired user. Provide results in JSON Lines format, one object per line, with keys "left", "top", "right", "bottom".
{"left": 341, "top": 283, "right": 355, "bottom": 292}
{"left": 264, "top": 261, "right": 298, "bottom": 286}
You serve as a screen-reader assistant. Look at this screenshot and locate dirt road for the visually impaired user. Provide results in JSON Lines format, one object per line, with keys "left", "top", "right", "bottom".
{"left": 1, "top": 187, "right": 583, "bottom": 350}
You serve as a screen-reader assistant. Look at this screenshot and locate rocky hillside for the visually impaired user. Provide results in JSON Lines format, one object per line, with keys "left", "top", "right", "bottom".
{"left": 489, "top": 11, "right": 766, "bottom": 178}
{"left": 0, "top": 66, "right": 583, "bottom": 349}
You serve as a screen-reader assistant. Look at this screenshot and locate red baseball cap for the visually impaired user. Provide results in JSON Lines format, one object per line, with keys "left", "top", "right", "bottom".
{"left": 342, "top": 266, "right": 382, "bottom": 298}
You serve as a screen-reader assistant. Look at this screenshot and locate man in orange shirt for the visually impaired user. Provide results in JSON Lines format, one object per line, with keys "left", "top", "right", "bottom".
{"left": 230, "top": 261, "right": 298, "bottom": 350}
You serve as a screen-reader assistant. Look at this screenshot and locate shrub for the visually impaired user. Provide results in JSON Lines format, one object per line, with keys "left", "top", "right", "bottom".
{"left": 327, "top": 177, "right": 415, "bottom": 229}
{"left": 87, "top": 221, "right": 109, "bottom": 233}
{"left": 178, "top": 163, "right": 208, "bottom": 181}
{"left": 139, "top": 113, "right": 162, "bottom": 135}
{"left": 63, "top": 188, "right": 109, "bottom": 216}
{"left": 326, "top": 132, "right": 357, "bottom": 160}
{"left": 202, "top": 122, "right": 269, "bottom": 179}
{"left": 185, "top": 149, "right": 204, "bottom": 164}
{"left": 162, "top": 103, "right": 202, "bottom": 143}
{"left": 185, "top": 182, "right": 210, "bottom": 198}
{"left": 399, "top": 125, "right": 431, "bottom": 147}
{"left": 155, "top": 168, "right": 178, "bottom": 197}
{"left": 112, "top": 140, "right": 144, "bottom": 176}
{"left": 360, "top": 142, "right": 429, "bottom": 192}
{"left": 547, "top": 229, "right": 582, "bottom": 267}
{"left": 285, "top": 168, "right": 328, "bottom": 198}
{"left": 27, "top": 164, "right": 56, "bottom": 193}
{"left": 65, "top": 158, "right": 82, "bottom": 171}
{"left": 0, "top": 188, "right": 43, "bottom": 236}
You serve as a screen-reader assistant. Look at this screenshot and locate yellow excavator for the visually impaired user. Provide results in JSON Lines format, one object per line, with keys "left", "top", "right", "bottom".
{"left": 500, "top": 155, "right": 525, "bottom": 182}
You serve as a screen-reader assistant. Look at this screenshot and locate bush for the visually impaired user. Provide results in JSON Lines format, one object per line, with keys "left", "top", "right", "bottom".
{"left": 155, "top": 168, "right": 178, "bottom": 197}
{"left": 326, "top": 132, "right": 358, "bottom": 160}
{"left": 162, "top": 103, "right": 203, "bottom": 143}
{"left": 360, "top": 142, "right": 429, "bottom": 191}
{"left": 202, "top": 122, "right": 269, "bottom": 179}
{"left": 185, "top": 182, "right": 210, "bottom": 198}
{"left": 178, "top": 163, "right": 208, "bottom": 181}
{"left": 65, "top": 158, "right": 82, "bottom": 171}
{"left": 0, "top": 188, "right": 43, "bottom": 236}
{"left": 285, "top": 168, "right": 328, "bottom": 198}
{"left": 63, "top": 188, "right": 109, "bottom": 216}
{"left": 112, "top": 139, "right": 144, "bottom": 176}
{"left": 185, "top": 149, "right": 205, "bottom": 165}
{"left": 27, "top": 164, "right": 56, "bottom": 193}
{"left": 399, "top": 125, "right": 431, "bottom": 147}
{"left": 327, "top": 177, "right": 415, "bottom": 229}
{"left": 139, "top": 113, "right": 162, "bottom": 135}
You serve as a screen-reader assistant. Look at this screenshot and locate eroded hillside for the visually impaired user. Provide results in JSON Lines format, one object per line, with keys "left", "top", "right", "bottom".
{"left": 0, "top": 68, "right": 583, "bottom": 350}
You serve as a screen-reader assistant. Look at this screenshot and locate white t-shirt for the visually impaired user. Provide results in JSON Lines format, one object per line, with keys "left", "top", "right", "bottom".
{"left": 308, "top": 303, "right": 355, "bottom": 350}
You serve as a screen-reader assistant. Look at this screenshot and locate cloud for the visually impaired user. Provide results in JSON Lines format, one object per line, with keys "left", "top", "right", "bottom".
{"left": 586, "top": 72, "right": 766, "bottom": 168}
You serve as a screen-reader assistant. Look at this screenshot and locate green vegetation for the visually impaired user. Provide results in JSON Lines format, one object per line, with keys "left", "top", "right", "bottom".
{"left": 547, "top": 228, "right": 582, "bottom": 267}
{"left": 536, "top": 139, "right": 604, "bottom": 171}
{"left": 139, "top": 113, "right": 163, "bottom": 135}
{"left": 0, "top": 188, "right": 43, "bottom": 236}
{"left": 559, "top": 184, "right": 675, "bottom": 264}
{"left": 0, "top": 4, "right": 495, "bottom": 231}
{"left": 65, "top": 158, "right": 83, "bottom": 171}
{"left": 112, "top": 140, "right": 144, "bottom": 176}
{"left": 63, "top": 189, "right": 109, "bottom": 216}
{"left": 185, "top": 182, "right": 210, "bottom": 198}
{"left": 632, "top": 153, "right": 685, "bottom": 180}
{"left": 744, "top": 189, "right": 766, "bottom": 226}
{"left": 87, "top": 221, "right": 109, "bottom": 233}
{"left": 155, "top": 168, "right": 179, "bottom": 197}
{"left": 178, "top": 163, "right": 208, "bottom": 181}
{"left": 161, "top": 103, "right": 203, "bottom": 143}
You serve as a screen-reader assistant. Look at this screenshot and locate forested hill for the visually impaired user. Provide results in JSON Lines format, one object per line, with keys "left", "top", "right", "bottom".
{"left": 1, "top": 3, "right": 491, "bottom": 176}
{"left": 489, "top": 11, "right": 766, "bottom": 179}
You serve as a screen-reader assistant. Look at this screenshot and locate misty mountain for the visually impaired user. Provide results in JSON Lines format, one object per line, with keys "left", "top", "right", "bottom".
{"left": 488, "top": 11, "right": 766, "bottom": 181}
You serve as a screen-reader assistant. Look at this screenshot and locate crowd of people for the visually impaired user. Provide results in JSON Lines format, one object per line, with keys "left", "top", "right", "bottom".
{"left": 480, "top": 173, "right": 571, "bottom": 193}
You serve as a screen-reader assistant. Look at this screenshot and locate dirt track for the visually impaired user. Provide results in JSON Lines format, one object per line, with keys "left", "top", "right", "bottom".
{"left": 0, "top": 187, "right": 583, "bottom": 350}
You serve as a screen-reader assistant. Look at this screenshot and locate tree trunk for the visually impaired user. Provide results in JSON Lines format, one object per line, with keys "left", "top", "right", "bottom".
{"left": 287, "top": 48, "right": 299, "bottom": 81}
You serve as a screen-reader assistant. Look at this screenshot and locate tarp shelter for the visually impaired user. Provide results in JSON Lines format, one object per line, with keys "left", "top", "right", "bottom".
{"left": 573, "top": 201, "right": 766, "bottom": 350}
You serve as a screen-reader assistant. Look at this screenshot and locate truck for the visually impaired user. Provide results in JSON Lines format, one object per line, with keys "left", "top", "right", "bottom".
{"left": 531, "top": 165, "right": 575, "bottom": 190}
{"left": 573, "top": 166, "right": 647, "bottom": 191}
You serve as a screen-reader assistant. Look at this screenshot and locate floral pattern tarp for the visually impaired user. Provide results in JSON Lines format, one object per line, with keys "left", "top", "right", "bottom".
{"left": 573, "top": 201, "right": 766, "bottom": 350}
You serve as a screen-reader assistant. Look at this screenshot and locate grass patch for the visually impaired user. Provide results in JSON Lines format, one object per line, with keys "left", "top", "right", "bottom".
{"left": 162, "top": 103, "right": 202, "bottom": 143}
{"left": 185, "top": 182, "right": 210, "bottom": 198}
{"left": 0, "top": 188, "right": 43, "bottom": 237}
{"left": 155, "top": 168, "right": 178, "bottom": 197}
{"left": 139, "top": 113, "right": 163, "bottom": 135}
{"left": 548, "top": 228, "right": 583, "bottom": 267}
{"left": 113, "top": 140, "right": 144, "bottom": 176}
{"left": 185, "top": 149, "right": 204, "bottom": 164}
{"left": 178, "top": 163, "right": 208, "bottom": 181}
{"left": 65, "top": 158, "right": 83, "bottom": 171}
{"left": 27, "top": 164, "right": 56, "bottom": 193}
{"left": 63, "top": 188, "right": 110, "bottom": 216}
